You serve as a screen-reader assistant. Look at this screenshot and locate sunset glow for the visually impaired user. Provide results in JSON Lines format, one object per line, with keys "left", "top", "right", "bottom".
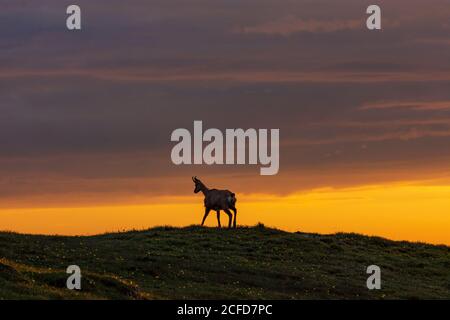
{"left": 1, "top": 183, "right": 449, "bottom": 245}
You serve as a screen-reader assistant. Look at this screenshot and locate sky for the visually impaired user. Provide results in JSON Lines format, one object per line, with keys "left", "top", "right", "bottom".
{"left": 1, "top": 1, "right": 450, "bottom": 244}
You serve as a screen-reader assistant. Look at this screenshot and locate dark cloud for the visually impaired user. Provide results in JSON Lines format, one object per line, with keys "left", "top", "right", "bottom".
{"left": 1, "top": 0, "right": 450, "bottom": 205}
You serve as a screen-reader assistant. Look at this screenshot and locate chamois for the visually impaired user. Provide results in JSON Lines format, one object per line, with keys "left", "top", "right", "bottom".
{"left": 192, "top": 176, "right": 237, "bottom": 228}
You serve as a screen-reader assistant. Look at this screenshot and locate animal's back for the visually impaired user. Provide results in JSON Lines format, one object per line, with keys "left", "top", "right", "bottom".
{"left": 204, "top": 189, "right": 236, "bottom": 209}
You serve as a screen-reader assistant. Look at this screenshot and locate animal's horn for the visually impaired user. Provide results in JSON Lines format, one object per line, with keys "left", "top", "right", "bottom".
{"left": 192, "top": 176, "right": 196, "bottom": 182}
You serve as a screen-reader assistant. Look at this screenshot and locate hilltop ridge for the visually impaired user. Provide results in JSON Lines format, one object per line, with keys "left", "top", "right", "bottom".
{"left": 0, "top": 225, "right": 449, "bottom": 299}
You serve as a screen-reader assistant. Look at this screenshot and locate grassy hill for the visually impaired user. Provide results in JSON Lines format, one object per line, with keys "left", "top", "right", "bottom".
{"left": 0, "top": 224, "right": 449, "bottom": 299}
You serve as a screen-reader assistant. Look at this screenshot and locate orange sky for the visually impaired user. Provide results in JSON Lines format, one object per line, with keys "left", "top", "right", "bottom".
{"left": 1, "top": 182, "right": 449, "bottom": 245}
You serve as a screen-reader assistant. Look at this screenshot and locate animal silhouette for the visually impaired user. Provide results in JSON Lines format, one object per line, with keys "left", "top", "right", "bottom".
{"left": 192, "top": 176, "right": 237, "bottom": 228}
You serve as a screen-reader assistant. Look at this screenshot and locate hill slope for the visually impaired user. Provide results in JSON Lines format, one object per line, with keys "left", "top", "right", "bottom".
{"left": 0, "top": 225, "right": 449, "bottom": 299}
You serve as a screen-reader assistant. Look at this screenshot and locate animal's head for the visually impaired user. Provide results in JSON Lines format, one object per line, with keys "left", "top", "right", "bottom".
{"left": 192, "top": 176, "right": 203, "bottom": 193}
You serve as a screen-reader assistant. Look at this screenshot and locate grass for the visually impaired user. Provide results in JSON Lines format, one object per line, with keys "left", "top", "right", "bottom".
{"left": 0, "top": 224, "right": 449, "bottom": 299}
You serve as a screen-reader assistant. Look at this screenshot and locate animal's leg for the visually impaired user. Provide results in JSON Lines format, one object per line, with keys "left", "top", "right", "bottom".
{"left": 216, "top": 210, "right": 221, "bottom": 228}
{"left": 201, "top": 208, "right": 211, "bottom": 226}
{"left": 224, "top": 209, "right": 233, "bottom": 228}
{"left": 231, "top": 208, "right": 237, "bottom": 228}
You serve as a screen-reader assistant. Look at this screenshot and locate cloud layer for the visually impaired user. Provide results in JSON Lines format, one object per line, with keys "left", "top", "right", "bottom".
{"left": 1, "top": 0, "right": 450, "bottom": 206}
